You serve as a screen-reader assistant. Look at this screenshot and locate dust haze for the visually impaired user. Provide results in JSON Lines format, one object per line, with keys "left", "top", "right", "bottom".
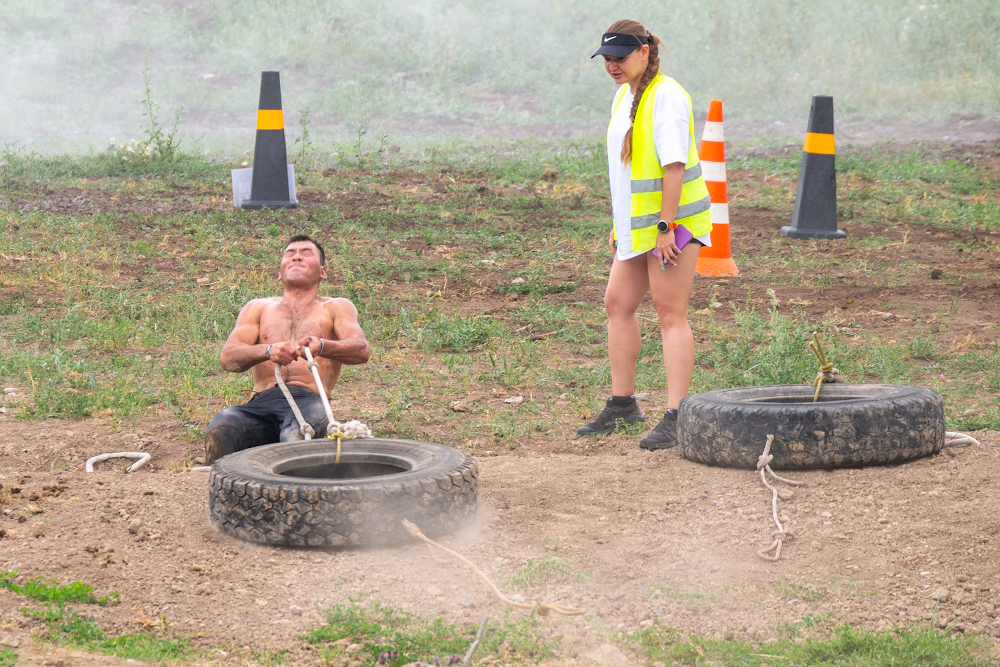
{"left": 2, "top": 0, "right": 999, "bottom": 153}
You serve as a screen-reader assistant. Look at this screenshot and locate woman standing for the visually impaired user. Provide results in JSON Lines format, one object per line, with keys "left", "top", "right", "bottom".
{"left": 577, "top": 19, "right": 713, "bottom": 449}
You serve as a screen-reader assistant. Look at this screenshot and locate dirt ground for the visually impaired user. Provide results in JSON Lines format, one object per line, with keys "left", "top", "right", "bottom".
{"left": 3, "top": 149, "right": 1000, "bottom": 666}
{"left": 1, "top": 416, "right": 998, "bottom": 667}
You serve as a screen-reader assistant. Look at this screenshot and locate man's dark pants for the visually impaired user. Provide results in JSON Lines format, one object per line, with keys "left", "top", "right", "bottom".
{"left": 205, "top": 386, "right": 328, "bottom": 462}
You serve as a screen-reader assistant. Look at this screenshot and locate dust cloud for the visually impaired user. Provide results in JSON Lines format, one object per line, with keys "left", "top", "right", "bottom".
{"left": 2, "top": 0, "right": 998, "bottom": 153}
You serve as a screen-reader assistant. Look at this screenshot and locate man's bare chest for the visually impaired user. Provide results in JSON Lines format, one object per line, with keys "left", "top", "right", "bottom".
{"left": 258, "top": 302, "right": 335, "bottom": 343}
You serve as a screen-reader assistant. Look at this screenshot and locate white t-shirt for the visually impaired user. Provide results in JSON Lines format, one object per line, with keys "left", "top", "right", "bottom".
{"left": 608, "top": 81, "right": 712, "bottom": 261}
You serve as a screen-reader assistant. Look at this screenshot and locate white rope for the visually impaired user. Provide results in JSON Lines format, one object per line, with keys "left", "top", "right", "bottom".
{"left": 303, "top": 347, "right": 338, "bottom": 434}
{"left": 274, "top": 362, "right": 314, "bottom": 440}
{"left": 274, "top": 347, "right": 372, "bottom": 442}
{"left": 945, "top": 431, "right": 980, "bottom": 447}
{"left": 755, "top": 434, "right": 805, "bottom": 562}
{"left": 85, "top": 452, "right": 151, "bottom": 473}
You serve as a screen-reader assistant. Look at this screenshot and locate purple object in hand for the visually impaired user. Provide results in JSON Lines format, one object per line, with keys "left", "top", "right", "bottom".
{"left": 652, "top": 224, "right": 694, "bottom": 262}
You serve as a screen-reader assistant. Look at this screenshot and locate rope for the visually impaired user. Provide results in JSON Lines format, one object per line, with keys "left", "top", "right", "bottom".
{"left": 808, "top": 332, "right": 845, "bottom": 402}
{"left": 274, "top": 363, "right": 314, "bottom": 440}
{"left": 273, "top": 345, "right": 372, "bottom": 459}
{"left": 401, "top": 520, "right": 585, "bottom": 617}
{"left": 755, "top": 435, "right": 806, "bottom": 562}
{"left": 462, "top": 616, "right": 489, "bottom": 664}
{"left": 945, "top": 431, "right": 981, "bottom": 447}
{"left": 85, "top": 452, "right": 151, "bottom": 473}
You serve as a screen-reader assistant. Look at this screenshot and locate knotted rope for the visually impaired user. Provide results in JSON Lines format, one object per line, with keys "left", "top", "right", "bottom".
{"left": 274, "top": 346, "right": 372, "bottom": 463}
{"left": 809, "top": 332, "right": 845, "bottom": 402}
{"left": 755, "top": 435, "right": 806, "bottom": 562}
{"left": 402, "top": 520, "right": 585, "bottom": 617}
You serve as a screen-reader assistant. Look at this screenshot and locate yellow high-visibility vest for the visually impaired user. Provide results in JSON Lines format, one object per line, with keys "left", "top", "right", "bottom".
{"left": 610, "top": 72, "right": 712, "bottom": 252}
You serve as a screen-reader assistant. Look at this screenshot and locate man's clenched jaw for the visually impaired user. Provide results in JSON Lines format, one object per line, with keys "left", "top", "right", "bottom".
{"left": 279, "top": 241, "right": 327, "bottom": 286}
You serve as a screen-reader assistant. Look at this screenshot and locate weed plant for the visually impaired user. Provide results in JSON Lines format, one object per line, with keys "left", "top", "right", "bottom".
{"left": 631, "top": 621, "right": 994, "bottom": 666}
{"left": 0, "top": 571, "right": 119, "bottom": 606}
{"left": 25, "top": 604, "right": 196, "bottom": 663}
{"left": 302, "top": 598, "right": 557, "bottom": 665}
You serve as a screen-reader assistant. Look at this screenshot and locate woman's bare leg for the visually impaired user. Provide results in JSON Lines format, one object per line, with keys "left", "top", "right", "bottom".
{"left": 605, "top": 254, "right": 650, "bottom": 396}
{"left": 646, "top": 244, "right": 700, "bottom": 409}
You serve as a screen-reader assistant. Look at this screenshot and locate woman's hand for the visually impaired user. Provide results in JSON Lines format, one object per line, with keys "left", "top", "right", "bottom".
{"left": 655, "top": 230, "right": 680, "bottom": 267}
{"left": 608, "top": 228, "right": 617, "bottom": 252}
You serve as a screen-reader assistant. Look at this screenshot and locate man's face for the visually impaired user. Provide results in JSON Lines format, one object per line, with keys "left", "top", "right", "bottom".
{"left": 279, "top": 241, "right": 327, "bottom": 287}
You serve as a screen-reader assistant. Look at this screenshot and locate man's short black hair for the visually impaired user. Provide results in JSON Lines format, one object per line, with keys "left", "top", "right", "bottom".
{"left": 284, "top": 235, "right": 326, "bottom": 266}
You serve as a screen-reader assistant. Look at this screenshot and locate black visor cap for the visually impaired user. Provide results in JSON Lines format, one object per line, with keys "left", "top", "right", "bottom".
{"left": 591, "top": 32, "right": 648, "bottom": 58}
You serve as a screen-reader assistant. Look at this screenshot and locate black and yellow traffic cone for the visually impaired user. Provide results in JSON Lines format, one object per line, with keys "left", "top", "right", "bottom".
{"left": 241, "top": 70, "right": 297, "bottom": 210}
{"left": 781, "top": 95, "right": 844, "bottom": 239}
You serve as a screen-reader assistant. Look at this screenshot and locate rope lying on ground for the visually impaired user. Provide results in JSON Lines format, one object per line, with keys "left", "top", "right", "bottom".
{"left": 462, "top": 616, "right": 489, "bottom": 664}
{"left": 809, "top": 332, "right": 846, "bottom": 402}
{"left": 945, "top": 431, "right": 981, "bottom": 447}
{"left": 402, "top": 520, "right": 585, "bottom": 617}
{"left": 755, "top": 435, "right": 806, "bottom": 562}
{"left": 85, "top": 452, "right": 151, "bottom": 473}
{"left": 273, "top": 348, "right": 372, "bottom": 463}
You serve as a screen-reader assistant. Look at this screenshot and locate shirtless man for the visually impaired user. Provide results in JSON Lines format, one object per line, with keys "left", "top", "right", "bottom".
{"left": 204, "top": 235, "right": 371, "bottom": 463}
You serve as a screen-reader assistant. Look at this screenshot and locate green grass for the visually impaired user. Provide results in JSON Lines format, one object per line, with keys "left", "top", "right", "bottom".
{"left": 2, "top": 145, "right": 1000, "bottom": 443}
{"left": 504, "top": 557, "right": 589, "bottom": 588}
{"left": 631, "top": 622, "right": 994, "bottom": 666}
{"left": 5, "top": 1, "right": 1000, "bottom": 154}
{"left": 301, "top": 598, "right": 557, "bottom": 666}
{"left": 1, "top": 572, "right": 195, "bottom": 663}
{"left": 0, "top": 648, "right": 14, "bottom": 667}
{"left": 24, "top": 604, "right": 196, "bottom": 664}
{"left": 0, "top": 571, "right": 119, "bottom": 606}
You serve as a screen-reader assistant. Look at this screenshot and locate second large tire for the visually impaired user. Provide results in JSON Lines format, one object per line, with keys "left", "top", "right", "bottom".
{"left": 209, "top": 438, "right": 478, "bottom": 547}
{"left": 678, "top": 384, "right": 944, "bottom": 469}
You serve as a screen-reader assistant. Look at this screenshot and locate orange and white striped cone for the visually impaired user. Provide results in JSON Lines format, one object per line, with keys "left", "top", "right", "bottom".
{"left": 695, "top": 100, "right": 739, "bottom": 277}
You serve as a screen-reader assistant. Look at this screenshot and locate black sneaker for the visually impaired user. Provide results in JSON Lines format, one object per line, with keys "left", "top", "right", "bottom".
{"left": 640, "top": 410, "right": 678, "bottom": 450}
{"left": 576, "top": 399, "right": 645, "bottom": 436}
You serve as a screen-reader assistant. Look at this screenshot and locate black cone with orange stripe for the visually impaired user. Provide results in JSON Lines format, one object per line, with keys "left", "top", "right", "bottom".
{"left": 241, "top": 70, "right": 297, "bottom": 210}
{"left": 781, "top": 95, "right": 844, "bottom": 239}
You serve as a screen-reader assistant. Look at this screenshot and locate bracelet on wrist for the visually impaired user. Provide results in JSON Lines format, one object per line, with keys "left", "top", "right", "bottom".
{"left": 317, "top": 338, "right": 325, "bottom": 356}
{"left": 265, "top": 344, "right": 272, "bottom": 360}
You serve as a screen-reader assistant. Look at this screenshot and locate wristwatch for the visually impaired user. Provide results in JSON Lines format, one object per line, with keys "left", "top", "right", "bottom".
{"left": 657, "top": 220, "right": 678, "bottom": 233}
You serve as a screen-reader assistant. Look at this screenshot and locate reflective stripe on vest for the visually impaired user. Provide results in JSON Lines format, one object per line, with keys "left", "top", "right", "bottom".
{"left": 610, "top": 73, "right": 713, "bottom": 252}
{"left": 631, "top": 162, "right": 704, "bottom": 193}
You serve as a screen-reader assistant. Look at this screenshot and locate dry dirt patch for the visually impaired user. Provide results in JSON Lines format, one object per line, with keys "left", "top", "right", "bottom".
{"left": 1, "top": 415, "right": 999, "bottom": 665}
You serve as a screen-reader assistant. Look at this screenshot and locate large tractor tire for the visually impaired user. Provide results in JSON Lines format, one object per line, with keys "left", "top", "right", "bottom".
{"left": 209, "top": 438, "right": 478, "bottom": 547}
{"left": 678, "top": 384, "right": 944, "bottom": 469}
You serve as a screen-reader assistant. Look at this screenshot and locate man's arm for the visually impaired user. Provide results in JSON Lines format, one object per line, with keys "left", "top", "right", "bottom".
{"left": 298, "top": 298, "right": 371, "bottom": 365}
{"left": 219, "top": 300, "right": 298, "bottom": 372}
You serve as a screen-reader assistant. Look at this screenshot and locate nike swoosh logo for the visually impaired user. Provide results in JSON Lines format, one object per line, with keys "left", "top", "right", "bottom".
{"left": 604, "top": 36, "right": 616, "bottom": 42}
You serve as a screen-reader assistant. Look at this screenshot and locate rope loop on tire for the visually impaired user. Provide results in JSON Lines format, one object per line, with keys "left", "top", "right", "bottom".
{"left": 809, "top": 332, "right": 846, "bottom": 402}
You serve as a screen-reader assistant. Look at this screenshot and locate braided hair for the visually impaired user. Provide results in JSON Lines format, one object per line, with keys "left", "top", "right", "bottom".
{"left": 606, "top": 19, "right": 663, "bottom": 164}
